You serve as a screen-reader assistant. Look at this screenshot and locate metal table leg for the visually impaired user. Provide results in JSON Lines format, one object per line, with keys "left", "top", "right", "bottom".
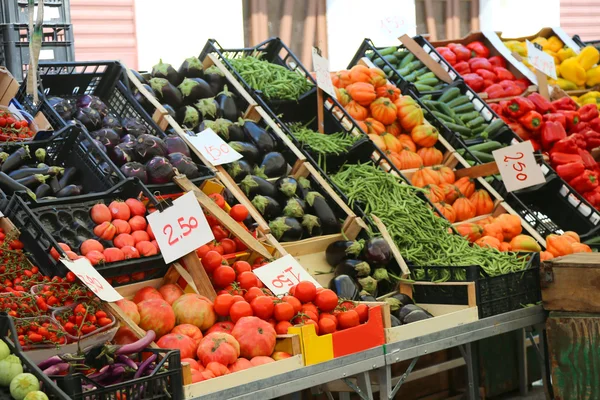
{"left": 460, "top": 343, "right": 480, "bottom": 400}
{"left": 533, "top": 323, "right": 554, "bottom": 400}
{"left": 376, "top": 365, "right": 391, "bottom": 400}
{"left": 518, "top": 328, "right": 529, "bottom": 396}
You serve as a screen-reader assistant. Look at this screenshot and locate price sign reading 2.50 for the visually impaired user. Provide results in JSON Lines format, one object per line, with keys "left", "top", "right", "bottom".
{"left": 503, "top": 152, "right": 527, "bottom": 181}
{"left": 163, "top": 216, "right": 199, "bottom": 245}
{"left": 253, "top": 255, "right": 322, "bottom": 295}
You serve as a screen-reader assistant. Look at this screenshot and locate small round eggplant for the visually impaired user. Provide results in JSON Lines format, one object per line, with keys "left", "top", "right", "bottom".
{"left": 111, "top": 142, "right": 137, "bottom": 166}
{"left": 164, "top": 134, "right": 191, "bottom": 157}
{"left": 93, "top": 128, "right": 120, "bottom": 150}
{"left": 362, "top": 237, "right": 392, "bottom": 266}
{"left": 228, "top": 141, "right": 259, "bottom": 164}
{"left": 121, "top": 162, "right": 148, "bottom": 183}
{"left": 74, "top": 107, "right": 102, "bottom": 131}
{"left": 328, "top": 275, "right": 360, "bottom": 300}
{"left": 325, "top": 240, "right": 364, "bottom": 267}
{"left": 122, "top": 117, "right": 149, "bottom": 137}
{"left": 168, "top": 152, "right": 200, "bottom": 179}
{"left": 151, "top": 59, "right": 180, "bottom": 85}
{"left": 240, "top": 175, "right": 278, "bottom": 198}
{"left": 251, "top": 195, "right": 281, "bottom": 220}
{"left": 269, "top": 217, "right": 303, "bottom": 242}
{"left": 102, "top": 114, "right": 123, "bottom": 136}
{"left": 146, "top": 156, "right": 175, "bottom": 184}
{"left": 135, "top": 134, "right": 167, "bottom": 161}
{"left": 334, "top": 259, "right": 371, "bottom": 279}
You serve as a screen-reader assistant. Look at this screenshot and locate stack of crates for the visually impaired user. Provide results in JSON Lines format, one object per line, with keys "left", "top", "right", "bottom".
{"left": 0, "top": 0, "right": 74, "bottom": 81}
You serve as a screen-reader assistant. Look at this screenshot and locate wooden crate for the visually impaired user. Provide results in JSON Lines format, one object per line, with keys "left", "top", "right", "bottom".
{"left": 541, "top": 253, "right": 600, "bottom": 313}
{"left": 546, "top": 311, "right": 600, "bottom": 400}
{"left": 181, "top": 334, "right": 303, "bottom": 398}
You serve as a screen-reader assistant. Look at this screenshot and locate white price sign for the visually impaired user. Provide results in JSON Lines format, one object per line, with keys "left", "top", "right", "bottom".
{"left": 187, "top": 128, "right": 243, "bottom": 166}
{"left": 253, "top": 254, "right": 322, "bottom": 296}
{"left": 61, "top": 258, "right": 123, "bottom": 302}
{"left": 492, "top": 141, "right": 545, "bottom": 192}
{"left": 378, "top": 15, "right": 416, "bottom": 40}
{"left": 312, "top": 48, "right": 336, "bottom": 99}
{"left": 526, "top": 41, "right": 557, "bottom": 79}
{"left": 147, "top": 191, "right": 214, "bottom": 264}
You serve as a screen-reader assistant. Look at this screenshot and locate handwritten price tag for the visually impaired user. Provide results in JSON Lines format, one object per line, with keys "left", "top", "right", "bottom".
{"left": 61, "top": 258, "right": 123, "bottom": 302}
{"left": 147, "top": 191, "right": 214, "bottom": 264}
{"left": 492, "top": 141, "right": 545, "bottom": 192}
{"left": 526, "top": 40, "right": 557, "bottom": 80}
{"left": 312, "top": 48, "right": 336, "bottom": 99}
{"left": 379, "top": 15, "right": 416, "bottom": 40}
{"left": 187, "top": 128, "right": 243, "bottom": 166}
{"left": 253, "top": 254, "right": 321, "bottom": 295}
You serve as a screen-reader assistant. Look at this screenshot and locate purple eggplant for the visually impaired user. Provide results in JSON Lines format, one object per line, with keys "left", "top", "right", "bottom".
{"left": 328, "top": 274, "right": 360, "bottom": 300}
{"left": 93, "top": 128, "right": 120, "bottom": 150}
{"left": 175, "top": 105, "right": 199, "bottom": 129}
{"left": 151, "top": 59, "right": 180, "bottom": 85}
{"left": 325, "top": 240, "right": 364, "bottom": 267}
{"left": 134, "top": 354, "right": 157, "bottom": 379}
{"left": 215, "top": 85, "right": 238, "bottom": 120}
{"left": 269, "top": 216, "right": 303, "bottom": 242}
{"left": 165, "top": 135, "right": 190, "bottom": 157}
{"left": 135, "top": 134, "right": 167, "bottom": 160}
{"left": 258, "top": 152, "right": 287, "bottom": 178}
{"left": 48, "top": 96, "right": 76, "bottom": 120}
{"left": 111, "top": 142, "right": 138, "bottom": 166}
{"left": 361, "top": 237, "right": 391, "bottom": 266}
{"left": 37, "top": 356, "right": 63, "bottom": 370}
{"left": 195, "top": 97, "right": 220, "bottom": 120}
{"left": 122, "top": 117, "right": 148, "bottom": 137}
{"left": 43, "top": 362, "right": 71, "bottom": 375}
{"left": 178, "top": 56, "right": 204, "bottom": 80}
{"left": 121, "top": 134, "right": 137, "bottom": 144}
{"left": 146, "top": 156, "right": 175, "bottom": 184}
{"left": 2, "top": 146, "right": 30, "bottom": 173}
{"left": 168, "top": 152, "right": 199, "bottom": 179}
{"left": 306, "top": 191, "right": 340, "bottom": 234}
{"left": 102, "top": 114, "right": 123, "bottom": 136}
{"left": 73, "top": 107, "right": 102, "bottom": 131}
{"left": 302, "top": 214, "right": 322, "bottom": 237}
{"left": 150, "top": 78, "right": 183, "bottom": 108}
{"left": 204, "top": 65, "right": 225, "bottom": 95}
{"left": 116, "top": 331, "right": 156, "bottom": 355}
{"left": 225, "top": 160, "right": 252, "bottom": 183}
{"left": 120, "top": 162, "right": 148, "bottom": 183}
{"left": 178, "top": 78, "right": 213, "bottom": 105}
{"left": 77, "top": 95, "right": 109, "bottom": 117}
{"left": 56, "top": 184, "right": 82, "bottom": 197}
{"left": 251, "top": 195, "right": 281, "bottom": 220}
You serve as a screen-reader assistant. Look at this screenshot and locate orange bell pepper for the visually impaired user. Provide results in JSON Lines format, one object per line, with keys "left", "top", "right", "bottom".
{"left": 546, "top": 234, "right": 574, "bottom": 257}
{"left": 571, "top": 242, "right": 592, "bottom": 253}
{"left": 540, "top": 251, "right": 554, "bottom": 261}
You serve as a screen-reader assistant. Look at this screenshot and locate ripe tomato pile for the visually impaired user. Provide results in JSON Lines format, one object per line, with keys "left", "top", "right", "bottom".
{"left": 32, "top": 280, "right": 94, "bottom": 311}
{"left": 0, "top": 111, "right": 35, "bottom": 140}
{"left": 54, "top": 302, "right": 114, "bottom": 340}
{"left": 14, "top": 318, "right": 67, "bottom": 348}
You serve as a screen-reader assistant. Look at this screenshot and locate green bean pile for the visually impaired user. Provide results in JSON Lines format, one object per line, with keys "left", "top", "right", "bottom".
{"left": 289, "top": 123, "right": 360, "bottom": 169}
{"left": 227, "top": 56, "right": 313, "bottom": 101}
{"left": 330, "top": 163, "right": 529, "bottom": 280}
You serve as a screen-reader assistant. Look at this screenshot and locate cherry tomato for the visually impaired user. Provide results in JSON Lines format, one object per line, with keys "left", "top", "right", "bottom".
{"left": 318, "top": 317, "right": 336, "bottom": 334}
{"left": 0, "top": 118, "right": 6, "bottom": 127}
{"left": 98, "top": 317, "right": 112, "bottom": 326}
{"left": 244, "top": 286, "right": 264, "bottom": 303}
{"left": 294, "top": 281, "right": 317, "bottom": 303}
{"left": 202, "top": 251, "right": 223, "bottom": 274}
{"left": 232, "top": 261, "right": 252, "bottom": 275}
{"left": 250, "top": 296, "right": 274, "bottom": 320}
{"left": 282, "top": 295, "right": 302, "bottom": 313}
{"left": 354, "top": 304, "right": 369, "bottom": 323}
{"left": 237, "top": 271, "right": 259, "bottom": 291}
{"left": 66, "top": 272, "right": 77, "bottom": 283}
{"left": 229, "top": 301, "right": 253, "bottom": 322}
{"left": 275, "top": 321, "right": 292, "bottom": 335}
{"left": 314, "top": 289, "right": 338, "bottom": 312}
{"left": 214, "top": 293, "right": 235, "bottom": 317}
{"left": 229, "top": 204, "right": 248, "bottom": 222}
{"left": 212, "top": 265, "right": 236, "bottom": 288}
{"left": 220, "top": 238, "right": 236, "bottom": 255}
{"left": 6, "top": 117, "right": 15, "bottom": 126}
{"left": 273, "top": 302, "right": 294, "bottom": 321}
{"left": 28, "top": 333, "right": 43, "bottom": 343}
{"left": 338, "top": 310, "right": 360, "bottom": 330}
{"left": 224, "top": 285, "right": 244, "bottom": 296}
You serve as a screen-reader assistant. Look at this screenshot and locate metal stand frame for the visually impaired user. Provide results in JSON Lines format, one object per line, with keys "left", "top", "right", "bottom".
{"left": 190, "top": 306, "right": 548, "bottom": 400}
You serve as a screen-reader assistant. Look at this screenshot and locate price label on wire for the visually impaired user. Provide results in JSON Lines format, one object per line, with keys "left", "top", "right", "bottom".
{"left": 188, "top": 128, "right": 243, "bottom": 166}
{"left": 147, "top": 191, "right": 214, "bottom": 264}
{"left": 61, "top": 258, "right": 123, "bottom": 302}
{"left": 492, "top": 141, "right": 545, "bottom": 192}
{"left": 253, "top": 254, "right": 321, "bottom": 296}
{"left": 526, "top": 40, "right": 557, "bottom": 79}
{"left": 312, "top": 47, "right": 336, "bottom": 98}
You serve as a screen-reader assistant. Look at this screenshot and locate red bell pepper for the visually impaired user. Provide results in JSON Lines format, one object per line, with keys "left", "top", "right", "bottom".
{"left": 556, "top": 162, "right": 586, "bottom": 181}
{"left": 552, "top": 97, "right": 578, "bottom": 111}
{"left": 583, "top": 130, "right": 600, "bottom": 151}
{"left": 484, "top": 83, "right": 505, "bottom": 99}
{"left": 508, "top": 122, "right": 531, "bottom": 140}
{"left": 463, "top": 73, "right": 484, "bottom": 92}
{"left": 506, "top": 97, "right": 535, "bottom": 119}
{"left": 493, "top": 67, "right": 515, "bottom": 81}
{"left": 454, "top": 61, "right": 471, "bottom": 75}
{"left": 489, "top": 103, "right": 503, "bottom": 115}
{"left": 476, "top": 69, "right": 497, "bottom": 82}
{"left": 437, "top": 47, "right": 457, "bottom": 66}
{"left": 518, "top": 110, "right": 543, "bottom": 131}
{"left": 569, "top": 169, "right": 599, "bottom": 193}
{"left": 541, "top": 120, "right": 567, "bottom": 150}
{"left": 557, "top": 110, "right": 580, "bottom": 131}
{"left": 527, "top": 93, "right": 556, "bottom": 115}
{"left": 552, "top": 136, "right": 580, "bottom": 154}
{"left": 499, "top": 114, "right": 512, "bottom": 124}
{"left": 531, "top": 139, "right": 542, "bottom": 151}
{"left": 488, "top": 56, "right": 507, "bottom": 68}
{"left": 590, "top": 117, "right": 600, "bottom": 132}
{"left": 514, "top": 78, "right": 529, "bottom": 92}
{"left": 466, "top": 41, "right": 490, "bottom": 58}
{"left": 551, "top": 152, "right": 583, "bottom": 165}
{"left": 499, "top": 80, "right": 522, "bottom": 96}
{"left": 583, "top": 188, "right": 600, "bottom": 208}
{"left": 579, "top": 104, "right": 599, "bottom": 122}
{"left": 468, "top": 57, "right": 492, "bottom": 71}
{"left": 543, "top": 113, "right": 567, "bottom": 129}
{"left": 482, "top": 79, "right": 495, "bottom": 89}
{"left": 448, "top": 43, "right": 471, "bottom": 62}
{"left": 571, "top": 121, "right": 591, "bottom": 134}
{"left": 572, "top": 133, "right": 588, "bottom": 149}
{"left": 578, "top": 148, "right": 598, "bottom": 170}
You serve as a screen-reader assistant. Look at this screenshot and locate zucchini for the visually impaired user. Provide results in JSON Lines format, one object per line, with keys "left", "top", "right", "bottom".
{"left": 438, "top": 87, "right": 461, "bottom": 103}
{"left": 399, "top": 53, "right": 415, "bottom": 68}
{"left": 466, "top": 116, "right": 485, "bottom": 129}
{"left": 469, "top": 150, "right": 495, "bottom": 163}
{"left": 458, "top": 111, "right": 481, "bottom": 122}
{"left": 414, "top": 66, "right": 430, "bottom": 77}
{"left": 467, "top": 141, "right": 504, "bottom": 153}
{"left": 417, "top": 72, "right": 436, "bottom": 81}
{"left": 481, "top": 118, "right": 506, "bottom": 137}
{"left": 422, "top": 99, "right": 444, "bottom": 113}
{"left": 414, "top": 83, "right": 434, "bottom": 92}
{"left": 383, "top": 65, "right": 393, "bottom": 74}
{"left": 417, "top": 77, "right": 439, "bottom": 86}
{"left": 435, "top": 102, "right": 458, "bottom": 120}
{"left": 433, "top": 83, "right": 446, "bottom": 90}
{"left": 432, "top": 110, "right": 456, "bottom": 124}
{"left": 584, "top": 236, "right": 600, "bottom": 245}
{"left": 404, "top": 71, "right": 418, "bottom": 82}
{"left": 420, "top": 95, "right": 433, "bottom": 101}
{"left": 467, "top": 160, "right": 476, "bottom": 166}
{"left": 447, "top": 95, "right": 470, "bottom": 108}
{"left": 393, "top": 50, "right": 409, "bottom": 59}
{"left": 445, "top": 122, "right": 471, "bottom": 136}
{"left": 452, "top": 102, "right": 475, "bottom": 114}
{"left": 471, "top": 125, "right": 487, "bottom": 136}
{"left": 378, "top": 46, "right": 397, "bottom": 56}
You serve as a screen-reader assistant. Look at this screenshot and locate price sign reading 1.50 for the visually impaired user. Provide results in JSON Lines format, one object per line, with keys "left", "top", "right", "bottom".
{"left": 253, "top": 254, "right": 322, "bottom": 295}
{"left": 188, "top": 128, "right": 243, "bottom": 166}
{"left": 492, "top": 141, "right": 545, "bottom": 192}
{"left": 61, "top": 258, "right": 123, "bottom": 302}
{"left": 271, "top": 267, "right": 301, "bottom": 289}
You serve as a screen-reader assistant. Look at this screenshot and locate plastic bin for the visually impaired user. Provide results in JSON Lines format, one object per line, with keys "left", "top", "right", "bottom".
{"left": 0, "top": 0, "right": 70, "bottom": 24}
{"left": 3, "top": 178, "right": 167, "bottom": 281}
{"left": 0, "top": 312, "right": 71, "bottom": 400}
{"left": 1, "top": 24, "right": 75, "bottom": 82}
{"left": 410, "top": 254, "right": 541, "bottom": 318}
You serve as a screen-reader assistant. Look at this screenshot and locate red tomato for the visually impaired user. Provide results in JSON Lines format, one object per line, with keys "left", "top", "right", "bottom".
{"left": 282, "top": 296, "right": 302, "bottom": 313}
{"left": 294, "top": 281, "right": 317, "bottom": 303}
{"left": 354, "top": 304, "right": 369, "bottom": 323}
{"left": 304, "top": 319, "right": 319, "bottom": 335}
{"left": 229, "top": 204, "right": 248, "bottom": 222}
{"left": 229, "top": 301, "right": 253, "bottom": 322}
{"left": 232, "top": 261, "right": 252, "bottom": 275}
{"left": 0, "top": 118, "right": 6, "bottom": 127}
{"left": 244, "top": 287, "right": 264, "bottom": 303}
{"left": 319, "top": 313, "right": 338, "bottom": 328}
{"left": 314, "top": 289, "right": 338, "bottom": 312}
{"left": 339, "top": 300, "right": 356, "bottom": 310}
{"left": 318, "top": 317, "right": 336, "bottom": 334}
{"left": 237, "top": 271, "right": 259, "bottom": 290}
{"left": 338, "top": 310, "right": 360, "bottom": 330}
{"left": 214, "top": 293, "right": 235, "bottom": 317}
{"left": 220, "top": 238, "right": 237, "bottom": 255}
{"left": 301, "top": 303, "right": 318, "bottom": 316}
{"left": 196, "top": 244, "right": 211, "bottom": 258}
{"left": 233, "top": 237, "right": 247, "bottom": 252}
{"left": 209, "top": 193, "right": 226, "bottom": 209}
{"left": 250, "top": 296, "right": 274, "bottom": 320}
{"left": 273, "top": 302, "right": 294, "bottom": 321}
{"left": 275, "top": 321, "right": 292, "bottom": 335}
{"left": 212, "top": 265, "right": 236, "bottom": 288}
{"left": 202, "top": 251, "right": 223, "bottom": 274}
{"left": 212, "top": 226, "right": 229, "bottom": 241}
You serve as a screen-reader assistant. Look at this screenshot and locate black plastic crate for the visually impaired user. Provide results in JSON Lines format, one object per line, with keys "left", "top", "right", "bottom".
{"left": 4, "top": 178, "right": 168, "bottom": 281}
{"left": 17, "top": 61, "right": 215, "bottom": 193}
{"left": 1, "top": 24, "right": 75, "bottom": 82}
{"left": 411, "top": 254, "right": 541, "bottom": 319}
{"left": 348, "top": 37, "right": 460, "bottom": 96}
{"left": 0, "top": 124, "right": 125, "bottom": 203}
{"left": 52, "top": 347, "right": 183, "bottom": 400}
{"left": 573, "top": 35, "right": 600, "bottom": 51}
{"left": 0, "top": 312, "right": 71, "bottom": 400}
{"left": 0, "top": 0, "right": 70, "bottom": 24}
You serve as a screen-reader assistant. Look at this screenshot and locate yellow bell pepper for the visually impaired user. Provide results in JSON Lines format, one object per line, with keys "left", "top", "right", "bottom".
{"left": 545, "top": 50, "right": 561, "bottom": 66}
{"left": 577, "top": 46, "right": 600, "bottom": 70}
{"left": 555, "top": 78, "right": 578, "bottom": 90}
{"left": 545, "top": 36, "right": 564, "bottom": 53}
{"left": 556, "top": 64, "right": 561, "bottom": 78}
{"left": 560, "top": 58, "right": 587, "bottom": 86}
{"left": 505, "top": 41, "right": 527, "bottom": 57}
{"left": 532, "top": 37, "right": 548, "bottom": 48}
{"left": 586, "top": 65, "right": 600, "bottom": 87}
{"left": 579, "top": 91, "right": 600, "bottom": 102}
{"left": 558, "top": 47, "right": 576, "bottom": 62}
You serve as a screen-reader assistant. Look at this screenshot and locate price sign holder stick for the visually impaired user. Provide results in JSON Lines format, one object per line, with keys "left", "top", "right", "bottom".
{"left": 398, "top": 34, "right": 453, "bottom": 84}
{"left": 317, "top": 87, "right": 325, "bottom": 133}
{"left": 178, "top": 254, "right": 217, "bottom": 301}
{"left": 534, "top": 69, "right": 550, "bottom": 100}
{"left": 371, "top": 214, "right": 410, "bottom": 278}
{"left": 174, "top": 175, "right": 272, "bottom": 260}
